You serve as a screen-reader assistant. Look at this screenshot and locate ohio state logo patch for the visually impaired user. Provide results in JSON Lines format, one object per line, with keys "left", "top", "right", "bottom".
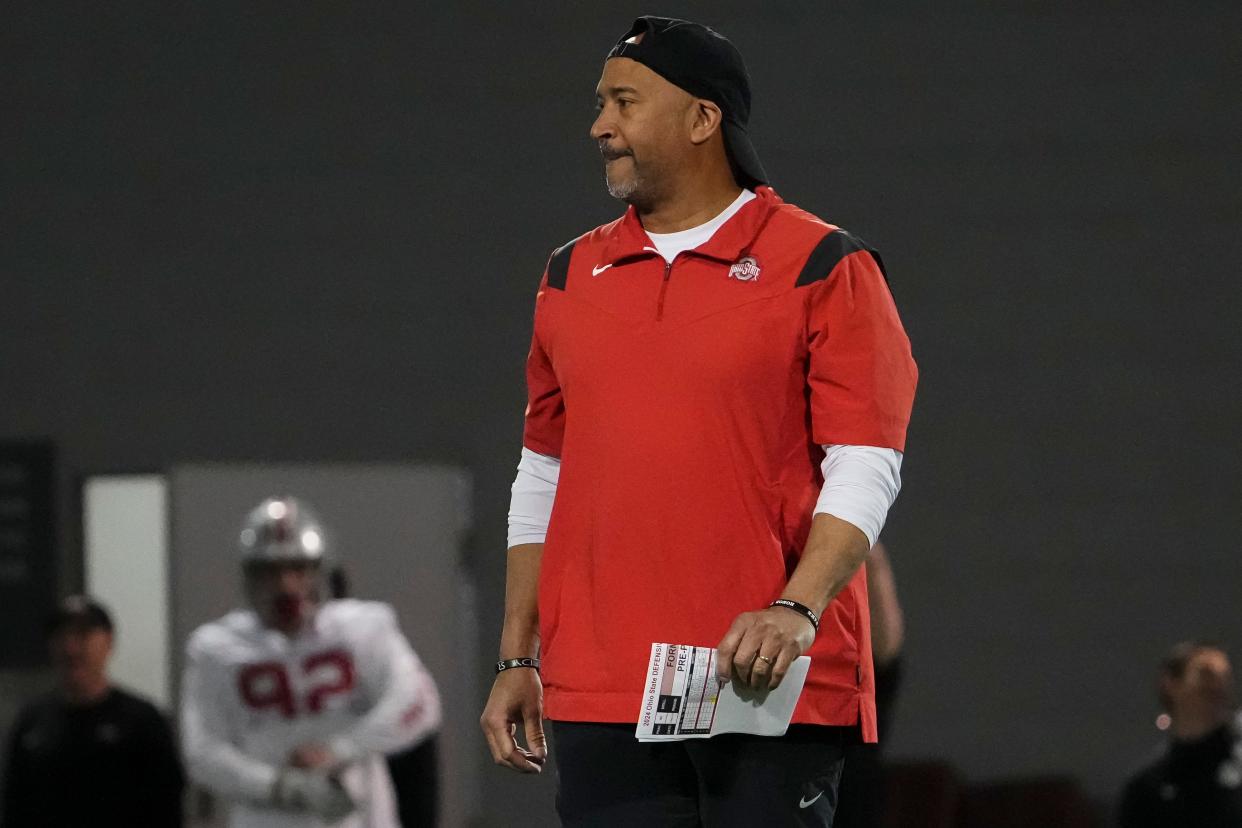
{"left": 728, "top": 256, "right": 761, "bottom": 281}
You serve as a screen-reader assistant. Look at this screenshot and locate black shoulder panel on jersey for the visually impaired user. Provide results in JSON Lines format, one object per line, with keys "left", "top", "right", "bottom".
{"left": 794, "top": 229, "right": 889, "bottom": 287}
{"left": 545, "top": 239, "right": 577, "bottom": 291}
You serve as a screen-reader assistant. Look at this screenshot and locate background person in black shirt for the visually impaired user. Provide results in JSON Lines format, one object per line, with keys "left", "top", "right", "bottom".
{"left": 1119, "top": 641, "right": 1242, "bottom": 827}
{"left": 1, "top": 596, "right": 184, "bottom": 827}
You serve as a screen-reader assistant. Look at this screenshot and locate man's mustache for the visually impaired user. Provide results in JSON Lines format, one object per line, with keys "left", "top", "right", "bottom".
{"left": 599, "top": 142, "right": 633, "bottom": 162}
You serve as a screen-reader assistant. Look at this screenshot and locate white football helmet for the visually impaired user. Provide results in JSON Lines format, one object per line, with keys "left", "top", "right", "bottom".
{"left": 238, "top": 496, "right": 329, "bottom": 566}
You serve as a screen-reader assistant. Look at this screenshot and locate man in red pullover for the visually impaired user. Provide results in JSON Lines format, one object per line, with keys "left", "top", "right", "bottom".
{"left": 481, "top": 16, "right": 918, "bottom": 826}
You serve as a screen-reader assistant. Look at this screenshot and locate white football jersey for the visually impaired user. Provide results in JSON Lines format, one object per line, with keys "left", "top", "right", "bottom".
{"left": 182, "top": 599, "right": 441, "bottom": 828}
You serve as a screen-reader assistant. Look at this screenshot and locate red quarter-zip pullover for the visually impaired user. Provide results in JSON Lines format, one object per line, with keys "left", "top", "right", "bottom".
{"left": 522, "top": 187, "right": 917, "bottom": 741}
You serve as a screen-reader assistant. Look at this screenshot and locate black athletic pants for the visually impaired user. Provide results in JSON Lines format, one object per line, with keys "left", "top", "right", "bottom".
{"left": 551, "top": 721, "right": 849, "bottom": 827}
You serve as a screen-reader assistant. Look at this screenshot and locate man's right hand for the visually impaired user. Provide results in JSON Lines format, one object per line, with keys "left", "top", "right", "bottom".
{"left": 480, "top": 667, "right": 547, "bottom": 773}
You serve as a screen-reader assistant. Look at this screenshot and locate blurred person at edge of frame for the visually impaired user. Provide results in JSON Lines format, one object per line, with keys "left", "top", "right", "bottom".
{"left": 1, "top": 595, "right": 185, "bottom": 827}
{"left": 834, "top": 541, "right": 905, "bottom": 827}
{"left": 1119, "top": 641, "right": 1242, "bottom": 827}
{"left": 180, "top": 496, "right": 441, "bottom": 828}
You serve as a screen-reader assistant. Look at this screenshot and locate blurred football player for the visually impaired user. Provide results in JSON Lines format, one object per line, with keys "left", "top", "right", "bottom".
{"left": 181, "top": 496, "right": 441, "bottom": 827}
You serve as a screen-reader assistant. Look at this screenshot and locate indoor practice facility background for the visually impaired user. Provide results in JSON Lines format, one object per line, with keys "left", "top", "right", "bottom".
{"left": 2, "top": 2, "right": 1241, "bottom": 825}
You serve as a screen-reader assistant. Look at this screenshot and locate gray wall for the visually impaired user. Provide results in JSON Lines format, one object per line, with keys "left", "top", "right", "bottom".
{"left": 3, "top": 2, "right": 1241, "bottom": 823}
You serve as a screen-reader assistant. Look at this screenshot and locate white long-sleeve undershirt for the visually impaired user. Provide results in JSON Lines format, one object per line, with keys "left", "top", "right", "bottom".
{"left": 507, "top": 444, "right": 901, "bottom": 549}
{"left": 506, "top": 447, "right": 562, "bottom": 548}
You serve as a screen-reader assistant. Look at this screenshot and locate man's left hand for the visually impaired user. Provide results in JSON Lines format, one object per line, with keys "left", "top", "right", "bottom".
{"left": 715, "top": 607, "right": 816, "bottom": 693}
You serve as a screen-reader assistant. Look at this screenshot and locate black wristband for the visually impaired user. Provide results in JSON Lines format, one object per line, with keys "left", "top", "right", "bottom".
{"left": 495, "top": 657, "right": 541, "bottom": 674}
{"left": 770, "top": 599, "right": 820, "bottom": 632}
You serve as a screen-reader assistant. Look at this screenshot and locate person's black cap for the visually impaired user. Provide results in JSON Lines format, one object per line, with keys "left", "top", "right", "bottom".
{"left": 46, "top": 595, "right": 114, "bottom": 636}
{"left": 607, "top": 16, "right": 768, "bottom": 190}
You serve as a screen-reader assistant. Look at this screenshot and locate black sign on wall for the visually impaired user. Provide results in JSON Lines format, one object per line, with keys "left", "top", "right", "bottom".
{"left": 0, "top": 441, "right": 55, "bottom": 668}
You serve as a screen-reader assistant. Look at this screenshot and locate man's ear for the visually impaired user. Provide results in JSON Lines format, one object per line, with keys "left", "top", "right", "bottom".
{"left": 688, "top": 99, "right": 724, "bottom": 146}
